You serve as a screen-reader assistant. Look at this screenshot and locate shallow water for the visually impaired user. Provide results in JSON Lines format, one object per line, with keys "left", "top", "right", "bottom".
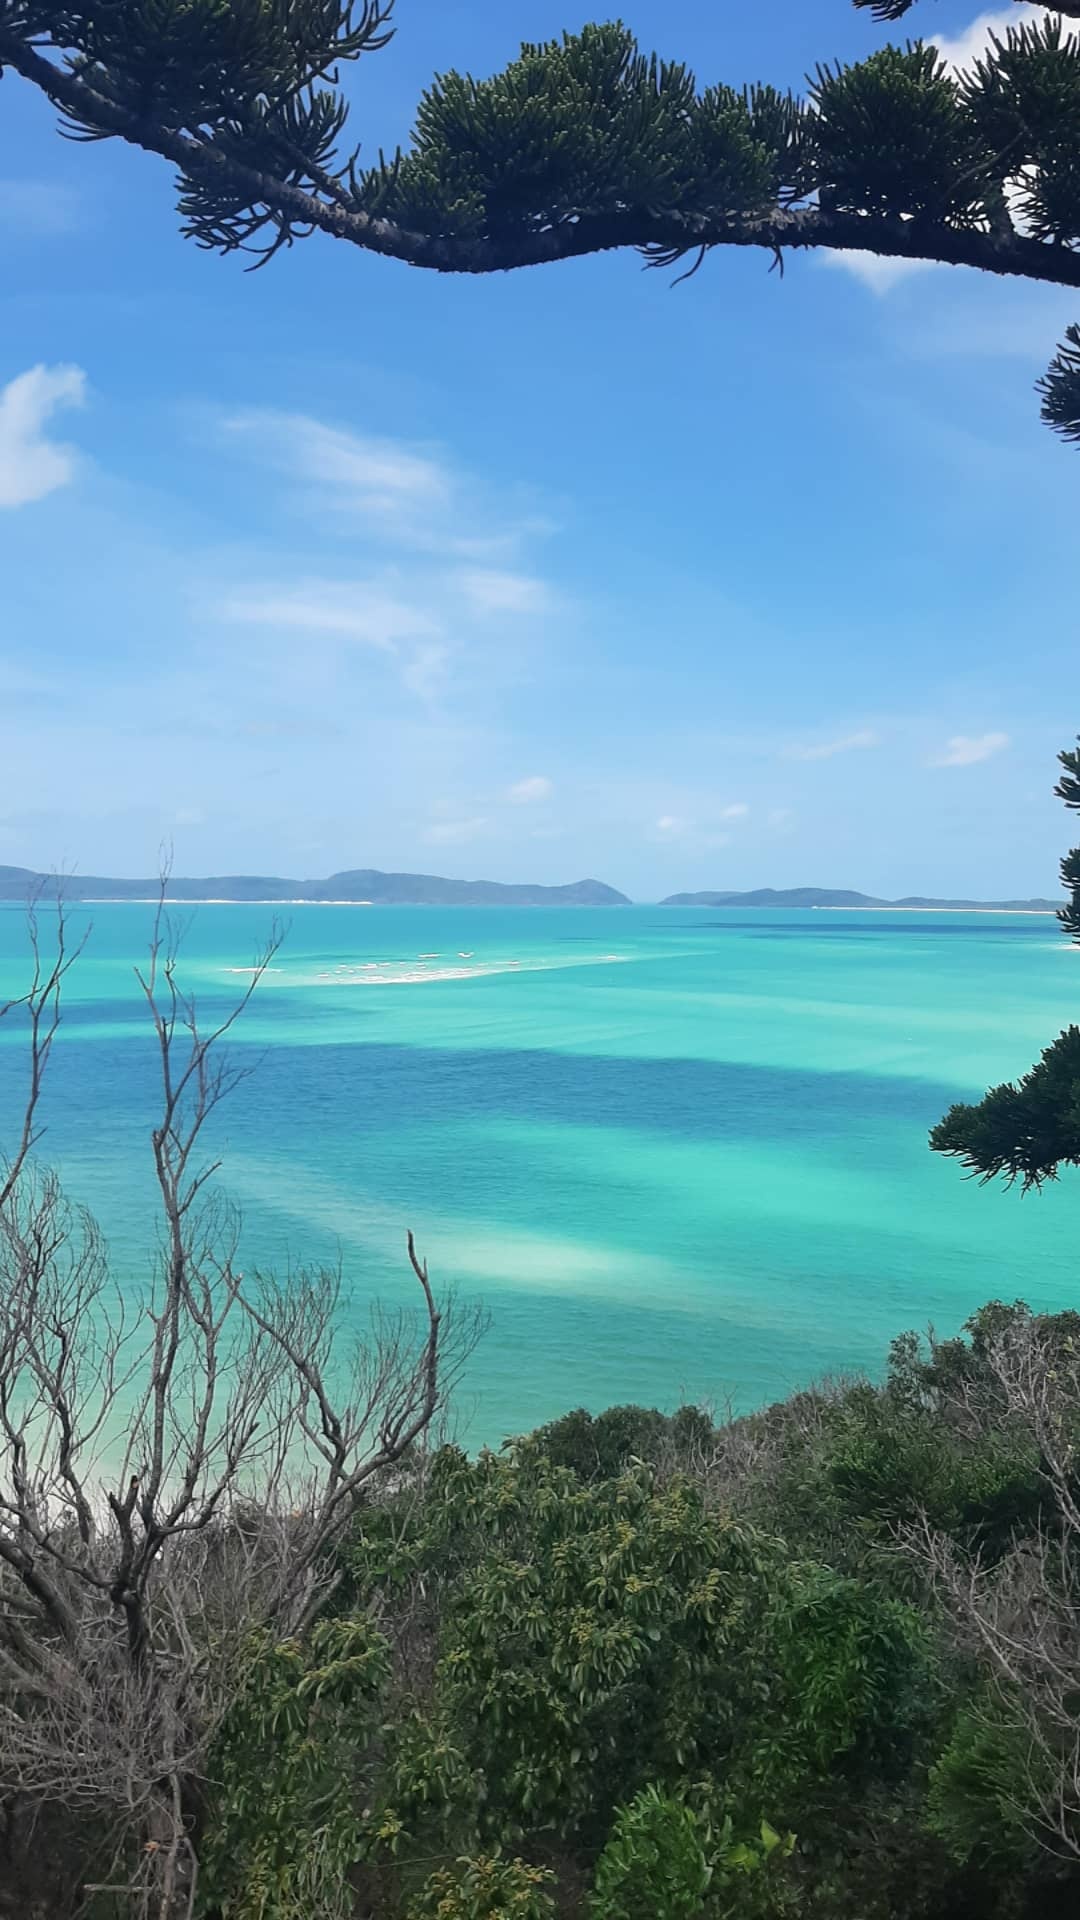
{"left": 1, "top": 901, "right": 1076, "bottom": 1444}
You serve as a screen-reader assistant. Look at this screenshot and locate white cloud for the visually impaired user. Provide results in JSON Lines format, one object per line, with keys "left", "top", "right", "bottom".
{"left": 648, "top": 801, "right": 746, "bottom": 845}
{"left": 930, "top": 5, "right": 1052, "bottom": 74}
{"left": 769, "top": 807, "right": 796, "bottom": 831}
{"left": 821, "top": 252, "right": 940, "bottom": 295}
{"left": 215, "top": 411, "right": 562, "bottom": 706}
{"left": 458, "top": 568, "right": 549, "bottom": 615}
{"left": 218, "top": 579, "right": 450, "bottom": 701}
{"left": 0, "top": 363, "right": 86, "bottom": 508}
{"left": 931, "top": 730, "right": 1010, "bottom": 767}
{"left": 786, "top": 729, "right": 881, "bottom": 762}
{"left": 507, "top": 775, "right": 553, "bottom": 805}
{"left": 223, "top": 410, "right": 548, "bottom": 564}
{"left": 219, "top": 582, "right": 440, "bottom": 651}
{"left": 226, "top": 411, "right": 447, "bottom": 524}
{"left": 424, "top": 816, "right": 490, "bottom": 845}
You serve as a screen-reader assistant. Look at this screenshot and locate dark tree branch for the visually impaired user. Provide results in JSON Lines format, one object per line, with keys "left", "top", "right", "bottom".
{"left": 857, "top": 0, "right": 1080, "bottom": 21}
{"left": 2, "top": 30, "right": 1080, "bottom": 287}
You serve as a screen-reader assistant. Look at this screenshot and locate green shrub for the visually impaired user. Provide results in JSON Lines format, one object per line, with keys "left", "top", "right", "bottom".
{"left": 345, "top": 1447, "right": 929, "bottom": 1858}
{"left": 409, "top": 1853, "right": 556, "bottom": 1920}
{"left": 927, "top": 1700, "right": 1041, "bottom": 1869}
{"left": 198, "top": 1617, "right": 388, "bottom": 1920}
{"left": 589, "top": 1786, "right": 710, "bottom": 1920}
{"left": 820, "top": 1389, "right": 1041, "bottom": 1557}
{"left": 525, "top": 1404, "right": 713, "bottom": 1481}
{"left": 197, "top": 1299, "right": 1080, "bottom": 1920}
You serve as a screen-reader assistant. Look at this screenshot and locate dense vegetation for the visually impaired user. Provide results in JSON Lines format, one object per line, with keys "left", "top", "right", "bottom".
{"left": 3, "top": 0, "right": 1080, "bottom": 439}
{"left": 6, "top": 1297, "right": 1080, "bottom": 1918}
{"left": 933, "top": 738, "right": 1080, "bottom": 1185}
{"left": 191, "top": 1303, "right": 1080, "bottom": 1920}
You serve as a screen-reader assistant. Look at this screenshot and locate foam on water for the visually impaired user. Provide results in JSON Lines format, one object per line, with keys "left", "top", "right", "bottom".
{"left": 1, "top": 902, "right": 1077, "bottom": 1444}
{"left": 229, "top": 951, "right": 633, "bottom": 987}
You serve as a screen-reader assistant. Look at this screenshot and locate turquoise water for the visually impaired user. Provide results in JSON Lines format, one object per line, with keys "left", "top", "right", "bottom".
{"left": 1, "top": 902, "right": 1077, "bottom": 1444}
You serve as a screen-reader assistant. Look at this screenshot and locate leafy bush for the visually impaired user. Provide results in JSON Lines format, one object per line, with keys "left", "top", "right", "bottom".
{"left": 198, "top": 1617, "right": 388, "bottom": 1920}
{"left": 525, "top": 1403, "right": 715, "bottom": 1481}
{"left": 192, "top": 1300, "right": 1080, "bottom": 1920}
{"left": 409, "top": 1853, "right": 556, "bottom": 1920}
{"left": 588, "top": 1786, "right": 710, "bottom": 1920}
{"left": 927, "top": 1701, "right": 1042, "bottom": 1869}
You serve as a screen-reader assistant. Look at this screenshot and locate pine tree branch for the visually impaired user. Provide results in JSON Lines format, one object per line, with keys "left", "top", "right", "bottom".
{"left": 3, "top": 31, "right": 1080, "bottom": 287}
{"left": 858, "top": 0, "right": 1080, "bottom": 20}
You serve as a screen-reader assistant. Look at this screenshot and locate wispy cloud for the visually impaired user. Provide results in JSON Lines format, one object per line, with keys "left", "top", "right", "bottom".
{"left": 0, "top": 363, "right": 86, "bottom": 508}
{"left": 219, "top": 582, "right": 440, "bottom": 651}
{"left": 785, "top": 729, "right": 881, "bottom": 762}
{"left": 507, "top": 775, "right": 553, "bottom": 804}
{"left": 216, "top": 410, "right": 561, "bottom": 704}
{"left": 931, "top": 731, "right": 1010, "bottom": 767}
{"left": 647, "top": 797, "right": 749, "bottom": 845}
{"left": 225, "top": 411, "right": 447, "bottom": 527}
{"left": 222, "top": 409, "right": 546, "bottom": 562}
{"left": 458, "top": 568, "right": 550, "bottom": 615}
{"left": 652, "top": 814, "right": 690, "bottom": 839}
{"left": 821, "top": 253, "right": 939, "bottom": 295}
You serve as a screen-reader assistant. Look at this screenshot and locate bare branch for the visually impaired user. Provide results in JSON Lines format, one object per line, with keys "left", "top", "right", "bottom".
{"left": 0, "top": 881, "right": 89, "bottom": 1211}
{"left": 904, "top": 1316, "right": 1080, "bottom": 1859}
{"left": 0, "top": 880, "right": 479, "bottom": 1915}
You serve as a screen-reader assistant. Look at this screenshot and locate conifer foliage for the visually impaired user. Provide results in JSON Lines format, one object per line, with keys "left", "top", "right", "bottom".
{"left": 2, "top": 0, "right": 1080, "bottom": 437}
{"left": 932, "top": 741, "right": 1080, "bottom": 1187}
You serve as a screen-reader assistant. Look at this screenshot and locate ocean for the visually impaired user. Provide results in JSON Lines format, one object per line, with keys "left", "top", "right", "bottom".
{"left": 0, "top": 901, "right": 1076, "bottom": 1445}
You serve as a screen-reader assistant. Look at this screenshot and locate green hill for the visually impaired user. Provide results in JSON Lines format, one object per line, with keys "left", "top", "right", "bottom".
{"left": 0, "top": 866, "right": 630, "bottom": 907}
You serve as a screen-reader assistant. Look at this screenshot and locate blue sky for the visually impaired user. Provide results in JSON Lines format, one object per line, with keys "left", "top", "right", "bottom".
{"left": 0, "top": 0, "right": 1077, "bottom": 901}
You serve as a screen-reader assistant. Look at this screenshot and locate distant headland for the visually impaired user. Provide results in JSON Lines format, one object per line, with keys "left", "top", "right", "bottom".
{"left": 0, "top": 866, "right": 631, "bottom": 908}
{"left": 658, "top": 887, "right": 1062, "bottom": 911}
{"left": 0, "top": 869, "right": 1062, "bottom": 912}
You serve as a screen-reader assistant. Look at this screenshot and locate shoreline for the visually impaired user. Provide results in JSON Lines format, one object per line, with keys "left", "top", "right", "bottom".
{"left": 9, "top": 897, "right": 614, "bottom": 908}
{"left": 814, "top": 905, "right": 1058, "bottom": 916}
{"left": 1, "top": 898, "right": 1061, "bottom": 915}
{"left": 8, "top": 897, "right": 380, "bottom": 906}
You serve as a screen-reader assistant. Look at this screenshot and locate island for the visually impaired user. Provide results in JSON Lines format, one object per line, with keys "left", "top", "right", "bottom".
{"left": 659, "top": 886, "right": 1063, "bottom": 910}
{"left": 0, "top": 866, "right": 631, "bottom": 907}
